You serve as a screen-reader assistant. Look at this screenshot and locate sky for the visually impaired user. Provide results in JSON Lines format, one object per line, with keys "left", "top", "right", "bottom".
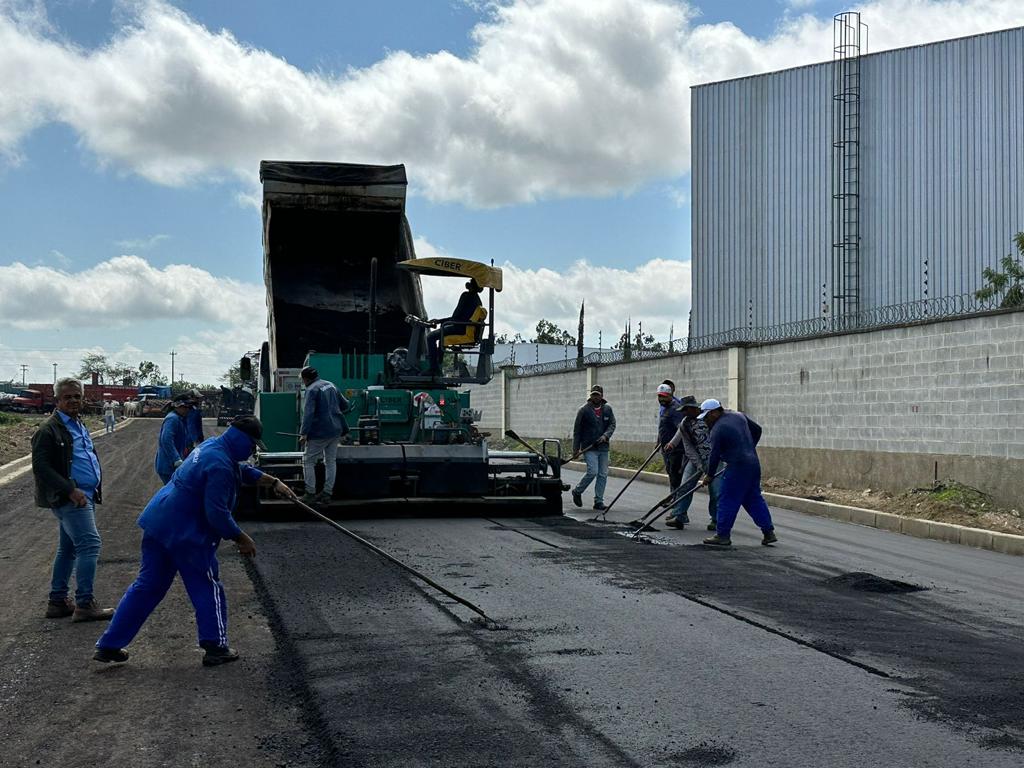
{"left": 1, "top": 0, "right": 1023, "bottom": 385}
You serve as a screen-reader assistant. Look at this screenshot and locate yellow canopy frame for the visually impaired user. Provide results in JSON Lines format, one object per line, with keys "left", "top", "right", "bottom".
{"left": 398, "top": 257, "right": 503, "bottom": 291}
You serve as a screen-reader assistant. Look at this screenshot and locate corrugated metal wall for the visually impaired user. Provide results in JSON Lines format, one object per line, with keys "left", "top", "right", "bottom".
{"left": 690, "top": 27, "right": 1024, "bottom": 340}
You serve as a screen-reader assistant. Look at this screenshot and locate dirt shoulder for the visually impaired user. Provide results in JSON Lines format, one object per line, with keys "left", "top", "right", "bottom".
{"left": 0, "top": 412, "right": 105, "bottom": 466}
{"left": 0, "top": 419, "right": 324, "bottom": 768}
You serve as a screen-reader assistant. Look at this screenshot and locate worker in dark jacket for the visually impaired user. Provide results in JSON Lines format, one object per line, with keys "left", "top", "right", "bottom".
{"left": 570, "top": 385, "right": 616, "bottom": 511}
{"left": 155, "top": 397, "right": 191, "bottom": 483}
{"left": 185, "top": 388, "right": 205, "bottom": 453}
{"left": 426, "top": 279, "right": 484, "bottom": 373}
{"left": 655, "top": 384, "right": 688, "bottom": 527}
{"left": 31, "top": 377, "right": 115, "bottom": 622}
{"left": 698, "top": 399, "right": 777, "bottom": 547}
{"left": 299, "top": 366, "right": 350, "bottom": 505}
{"left": 94, "top": 416, "right": 295, "bottom": 666}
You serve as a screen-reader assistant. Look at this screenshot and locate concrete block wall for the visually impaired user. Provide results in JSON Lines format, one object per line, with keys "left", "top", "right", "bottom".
{"left": 463, "top": 380, "right": 502, "bottom": 431}
{"left": 588, "top": 352, "right": 728, "bottom": 446}
{"left": 507, "top": 369, "right": 588, "bottom": 439}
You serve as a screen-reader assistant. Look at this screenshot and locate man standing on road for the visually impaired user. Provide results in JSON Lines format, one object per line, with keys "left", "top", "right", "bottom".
{"left": 32, "top": 377, "right": 115, "bottom": 622}
{"left": 94, "top": 416, "right": 296, "bottom": 666}
{"left": 156, "top": 397, "right": 191, "bottom": 484}
{"left": 698, "top": 399, "right": 777, "bottom": 547}
{"left": 571, "top": 385, "right": 616, "bottom": 511}
{"left": 663, "top": 395, "right": 721, "bottom": 531}
{"left": 299, "top": 367, "right": 349, "bottom": 505}
{"left": 102, "top": 396, "right": 116, "bottom": 434}
{"left": 656, "top": 385, "right": 687, "bottom": 527}
{"left": 185, "top": 388, "right": 206, "bottom": 454}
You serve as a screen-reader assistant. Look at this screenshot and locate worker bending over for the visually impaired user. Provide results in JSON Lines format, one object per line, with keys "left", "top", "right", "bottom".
{"left": 155, "top": 397, "right": 191, "bottom": 484}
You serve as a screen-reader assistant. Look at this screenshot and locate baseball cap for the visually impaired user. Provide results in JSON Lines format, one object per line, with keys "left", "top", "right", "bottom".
{"left": 655, "top": 384, "right": 673, "bottom": 396}
{"left": 589, "top": 385, "right": 603, "bottom": 396}
{"left": 230, "top": 415, "right": 267, "bottom": 450}
{"left": 171, "top": 396, "right": 191, "bottom": 408}
{"left": 696, "top": 398, "right": 722, "bottom": 420}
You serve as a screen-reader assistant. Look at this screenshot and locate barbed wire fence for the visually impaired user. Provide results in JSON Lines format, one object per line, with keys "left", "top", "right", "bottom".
{"left": 506, "top": 290, "right": 1011, "bottom": 377}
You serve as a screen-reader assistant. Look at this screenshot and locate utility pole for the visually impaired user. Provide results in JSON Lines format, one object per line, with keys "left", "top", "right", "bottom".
{"left": 20, "top": 364, "right": 27, "bottom": 385}
{"left": 53, "top": 363, "right": 57, "bottom": 386}
{"left": 170, "top": 350, "right": 176, "bottom": 387}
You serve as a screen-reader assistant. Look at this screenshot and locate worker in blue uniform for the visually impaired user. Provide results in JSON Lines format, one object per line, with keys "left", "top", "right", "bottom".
{"left": 155, "top": 397, "right": 191, "bottom": 483}
{"left": 185, "top": 388, "right": 206, "bottom": 453}
{"left": 698, "top": 399, "right": 778, "bottom": 547}
{"left": 94, "top": 416, "right": 295, "bottom": 666}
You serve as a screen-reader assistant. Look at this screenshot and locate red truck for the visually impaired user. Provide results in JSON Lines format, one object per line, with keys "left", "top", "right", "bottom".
{"left": 0, "top": 383, "right": 142, "bottom": 414}
{"left": 0, "top": 389, "right": 54, "bottom": 413}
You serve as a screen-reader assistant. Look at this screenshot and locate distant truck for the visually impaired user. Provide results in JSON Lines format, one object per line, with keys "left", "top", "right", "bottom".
{"left": 217, "top": 386, "right": 255, "bottom": 426}
{"left": 0, "top": 389, "right": 54, "bottom": 414}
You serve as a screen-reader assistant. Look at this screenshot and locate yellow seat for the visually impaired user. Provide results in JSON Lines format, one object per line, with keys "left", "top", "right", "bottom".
{"left": 443, "top": 306, "right": 487, "bottom": 346}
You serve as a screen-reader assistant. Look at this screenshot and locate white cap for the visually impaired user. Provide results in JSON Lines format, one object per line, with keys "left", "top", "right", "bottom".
{"left": 655, "top": 384, "right": 673, "bottom": 396}
{"left": 696, "top": 398, "right": 721, "bottom": 419}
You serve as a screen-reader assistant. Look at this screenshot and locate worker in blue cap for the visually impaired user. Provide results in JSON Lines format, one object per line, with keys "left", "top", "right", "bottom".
{"left": 698, "top": 398, "right": 778, "bottom": 547}
{"left": 94, "top": 415, "right": 295, "bottom": 666}
{"left": 184, "top": 388, "right": 206, "bottom": 454}
{"left": 155, "top": 396, "right": 191, "bottom": 483}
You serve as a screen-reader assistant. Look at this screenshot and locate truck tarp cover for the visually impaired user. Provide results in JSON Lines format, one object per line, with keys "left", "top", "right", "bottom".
{"left": 262, "top": 160, "right": 426, "bottom": 370}
{"left": 260, "top": 161, "right": 407, "bottom": 186}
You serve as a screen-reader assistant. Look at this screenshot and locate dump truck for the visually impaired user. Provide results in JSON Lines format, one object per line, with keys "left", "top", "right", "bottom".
{"left": 243, "top": 160, "right": 565, "bottom": 514}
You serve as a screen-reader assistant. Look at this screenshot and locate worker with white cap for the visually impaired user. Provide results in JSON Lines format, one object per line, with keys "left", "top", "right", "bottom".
{"left": 698, "top": 399, "right": 777, "bottom": 547}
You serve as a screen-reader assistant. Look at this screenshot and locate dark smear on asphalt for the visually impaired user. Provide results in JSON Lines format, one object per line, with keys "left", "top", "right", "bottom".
{"left": 552, "top": 648, "right": 601, "bottom": 656}
{"left": 671, "top": 741, "right": 737, "bottom": 765}
{"left": 826, "top": 571, "right": 927, "bottom": 594}
{"left": 980, "top": 733, "right": 1024, "bottom": 752}
{"left": 532, "top": 515, "right": 1024, "bottom": 742}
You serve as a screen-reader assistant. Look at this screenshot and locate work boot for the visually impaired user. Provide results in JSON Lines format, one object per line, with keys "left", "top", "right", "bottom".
{"left": 93, "top": 647, "right": 129, "bottom": 664}
{"left": 571, "top": 489, "right": 582, "bottom": 507}
{"left": 299, "top": 491, "right": 318, "bottom": 505}
{"left": 706, "top": 521, "right": 717, "bottom": 531}
{"left": 762, "top": 529, "right": 779, "bottom": 546}
{"left": 664, "top": 517, "right": 685, "bottom": 529}
{"left": 72, "top": 601, "right": 115, "bottom": 622}
{"left": 702, "top": 534, "right": 732, "bottom": 547}
{"left": 593, "top": 501, "right": 607, "bottom": 511}
{"left": 45, "top": 597, "right": 75, "bottom": 619}
{"left": 315, "top": 491, "right": 333, "bottom": 505}
{"left": 202, "top": 645, "right": 240, "bottom": 667}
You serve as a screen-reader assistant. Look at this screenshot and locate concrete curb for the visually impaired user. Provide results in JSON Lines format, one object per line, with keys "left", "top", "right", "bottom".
{"left": 564, "top": 461, "right": 1024, "bottom": 557}
{"left": 0, "top": 418, "right": 136, "bottom": 487}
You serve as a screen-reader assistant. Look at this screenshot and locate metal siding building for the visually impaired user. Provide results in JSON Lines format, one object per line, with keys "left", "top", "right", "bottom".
{"left": 690, "top": 27, "right": 1024, "bottom": 341}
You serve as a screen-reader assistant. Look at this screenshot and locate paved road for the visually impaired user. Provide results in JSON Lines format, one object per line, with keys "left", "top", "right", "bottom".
{"left": 247, "top": 467, "right": 1024, "bottom": 767}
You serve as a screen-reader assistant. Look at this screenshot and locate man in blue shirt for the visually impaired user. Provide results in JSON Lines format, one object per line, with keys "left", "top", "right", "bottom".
{"left": 94, "top": 416, "right": 295, "bottom": 666}
{"left": 698, "top": 399, "right": 777, "bottom": 547}
{"left": 156, "top": 397, "right": 191, "bottom": 483}
{"left": 31, "top": 378, "right": 115, "bottom": 622}
{"left": 185, "top": 389, "right": 206, "bottom": 453}
{"left": 299, "top": 366, "right": 349, "bottom": 505}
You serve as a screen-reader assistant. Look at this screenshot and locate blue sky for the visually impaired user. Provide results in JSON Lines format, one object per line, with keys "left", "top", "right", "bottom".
{"left": 1, "top": 0, "right": 1019, "bottom": 384}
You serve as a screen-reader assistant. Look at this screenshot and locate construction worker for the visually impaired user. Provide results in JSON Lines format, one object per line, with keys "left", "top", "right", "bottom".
{"left": 663, "top": 395, "right": 721, "bottom": 531}
{"left": 101, "top": 396, "right": 116, "bottom": 434}
{"left": 698, "top": 399, "right": 777, "bottom": 547}
{"left": 155, "top": 396, "right": 191, "bottom": 484}
{"left": 299, "top": 367, "right": 350, "bottom": 505}
{"left": 426, "top": 279, "right": 484, "bottom": 374}
{"left": 93, "top": 416, "right": 296, "bottom": 666}
{"left": 185, "top": 388, "right": 206, "bottom": 453}
{"left": 571, "top": 385, "right": 616, "bottom": 511}
{"left": 656, "top": 385, "right": 687, "bottom": 527}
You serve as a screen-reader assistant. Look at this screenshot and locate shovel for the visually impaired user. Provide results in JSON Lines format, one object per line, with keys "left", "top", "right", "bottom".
{"left": 626, "top": 469, "right": 725, "bottom": 536}
{"left": 590, "top": 443, "right": 661, "bottom": 522}
{"left": 503, "top": 429, "right": 597, "bottom": 467}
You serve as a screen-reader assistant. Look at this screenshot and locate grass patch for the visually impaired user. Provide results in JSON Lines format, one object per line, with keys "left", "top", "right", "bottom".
{"left": 0, "top": 412, "right": 24, "bottom": 426}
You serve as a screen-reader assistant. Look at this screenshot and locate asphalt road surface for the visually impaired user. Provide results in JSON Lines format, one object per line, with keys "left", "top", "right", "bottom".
{"left": 2, "top": 420, "right": 1023, "bottom": 767}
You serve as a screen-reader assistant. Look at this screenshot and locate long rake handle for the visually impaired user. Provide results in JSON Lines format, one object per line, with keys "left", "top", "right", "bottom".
{"left": 599, "top": 443, "right": 660, "bottom": 518}
{"left": 629, "top": 469, "right": 726, "bottom": 538}
{"left": 288, "top": 498, "right": 495, "bottom": 623}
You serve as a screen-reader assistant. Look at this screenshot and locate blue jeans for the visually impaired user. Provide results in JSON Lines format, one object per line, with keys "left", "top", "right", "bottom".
{"left": 575, "top": 450, "right": 609, "bottom": 504}
{"left": 49, "top": 499, "right": 101, "bottom": 606}
{"left": 670, "top": 463, "right": 722, "bottom": 522}
{"left": 104, "top": 414, "right": 115, "bottom": 433}
{"left": 98, "top": 535, "right": 229, "bottom": 650}
{"left": 716, "top": 463, "right": 774, "bottom": 539}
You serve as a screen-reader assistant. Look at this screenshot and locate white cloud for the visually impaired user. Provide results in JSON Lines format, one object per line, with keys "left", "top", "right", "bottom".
{"left": 0, "top": 255, "right": 264, "bottom": 330}
{"left": 1, "top": 0, "right": 1022, "bottom": 206}
{"left": 114, "top": 233, "right": 169, "bottom": 250}
{"left": 414, "top": 236, "right": 689, "bottom": 344}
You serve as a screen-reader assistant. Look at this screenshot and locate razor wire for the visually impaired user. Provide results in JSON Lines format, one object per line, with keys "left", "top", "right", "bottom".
{"left": 506, "top": 291, "right": 1010, "bottom": 378}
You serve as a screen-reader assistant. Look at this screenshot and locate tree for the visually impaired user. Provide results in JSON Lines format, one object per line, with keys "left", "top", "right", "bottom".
{"left": 531, "top": 319, "right": 576, "bottom": 346}
{"left": 138, "top": 360, "right": 165, "bottom": 385}
{"left": 78, "top": 353, "right": 110, "bottom": 383}
{"left": 171, "top": 379, "right": 205, "bottom": 395}
{"left": 976, "top": 232, "right": 1024, "bottom": 308}
{"left": 221, "top": 362, "right": 244, "bottom": 387}
{"left": 494, "top": 332, "right": 525, "bottom": 345}
{"left": 576, "top": 302, "right": 585, "bottom": 364}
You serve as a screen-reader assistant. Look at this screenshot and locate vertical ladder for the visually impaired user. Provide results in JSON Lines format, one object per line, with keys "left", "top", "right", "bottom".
{"left": 831, "top": 12, "right": 868, "bottom": 324}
